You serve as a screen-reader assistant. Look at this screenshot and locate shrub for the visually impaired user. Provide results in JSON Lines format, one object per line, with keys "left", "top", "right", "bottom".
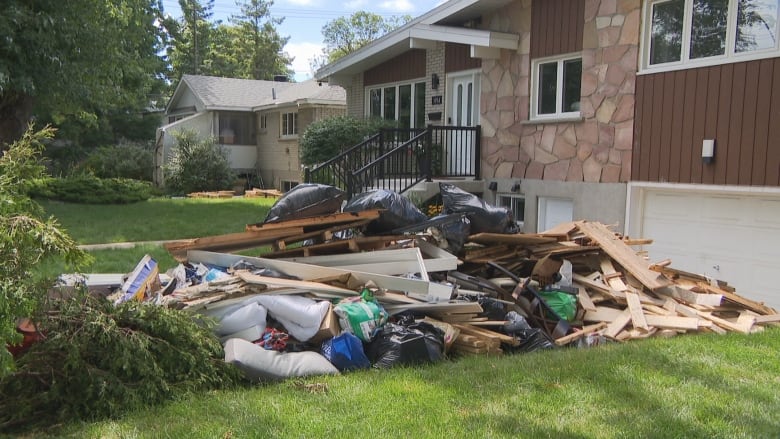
{"left": 0, "top": 294, "right": 243, "bottom": 432}
{"left": 80, "top": 140, "right": 155, "bottom": 181}
{"left": 27, "top": 174, "right": 156, "bottom": 204}
{"left": 300, "top": 116, "right": 395, "bottom": 166}
{"left": 0, "top": 125, "right": 91, "bottom": 376}
{"left": 164, "top": 130, "right": 235, "bottom": 195}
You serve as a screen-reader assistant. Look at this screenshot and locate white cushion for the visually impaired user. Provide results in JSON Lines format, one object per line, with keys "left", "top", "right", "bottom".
{"left": 224, "top": 338, "right": 339, "bottom": 381}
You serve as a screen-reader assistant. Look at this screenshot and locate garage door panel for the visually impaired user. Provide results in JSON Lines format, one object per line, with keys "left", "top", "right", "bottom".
{"left": 753, "top": 199, "right": 780, "bottom": 227}
{"left": 700, "top": 195, "right": 744, "bottom": 224}
{"left": 644, "top": 193, "right": 698, "bottom": 219}
{"left": 640, "top": 189, "right": 780, "bottom": 309}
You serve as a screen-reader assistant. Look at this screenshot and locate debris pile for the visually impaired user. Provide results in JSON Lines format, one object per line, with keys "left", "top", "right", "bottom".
{"left": 71, "top": 184, "right": 779, "bottom": 381}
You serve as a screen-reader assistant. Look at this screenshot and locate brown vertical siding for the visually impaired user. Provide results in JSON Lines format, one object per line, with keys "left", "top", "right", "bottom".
{"left": 633, "top": 58, "right": 780, "bottom": 187}
{"left": 444, "top": 43, "right": 481, "bottom": 73}
{"left": 768, "top": 62, "right": 780, "bottom": 186}
{"left": 364, "top": 50, "right": 426, "bottom": 86}
{"left": 530, "top": 0, "right": 585, "bottom": 58}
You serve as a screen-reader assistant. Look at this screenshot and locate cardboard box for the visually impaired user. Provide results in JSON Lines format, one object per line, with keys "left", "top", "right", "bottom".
{"left": 310, "top": 302, "right": 341, "bottom": 343}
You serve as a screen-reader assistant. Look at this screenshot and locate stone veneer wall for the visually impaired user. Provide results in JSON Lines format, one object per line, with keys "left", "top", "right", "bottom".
{"left": 481, "top": 0, "right": 640, "bottom": 183}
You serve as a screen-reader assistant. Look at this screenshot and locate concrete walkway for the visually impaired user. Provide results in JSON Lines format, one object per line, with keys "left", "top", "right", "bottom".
{"left": 78, "top": 240, "right": 177, "bottom": 251}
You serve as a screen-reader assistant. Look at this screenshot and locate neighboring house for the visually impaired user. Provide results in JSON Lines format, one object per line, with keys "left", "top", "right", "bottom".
{"left": 315, "top": 0, "right": 780, "bottom": 307}
{"left": 157, "top": 75, "right": 346, "bottom": 191}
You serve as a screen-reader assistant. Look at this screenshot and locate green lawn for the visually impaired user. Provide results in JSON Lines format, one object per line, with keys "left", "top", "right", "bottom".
{"left": 38, "top": 197, "right": 276, "bottom": 276}
{"left": 40, "top": 196, "right": 277, "bottom": 244}
{"left": 54, "top": 329, "right": 780, "bottom": 438}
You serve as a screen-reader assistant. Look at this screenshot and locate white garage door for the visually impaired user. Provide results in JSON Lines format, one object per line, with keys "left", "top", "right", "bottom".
{"left": 640, "top": 190, "right": 780, "bottom": 309}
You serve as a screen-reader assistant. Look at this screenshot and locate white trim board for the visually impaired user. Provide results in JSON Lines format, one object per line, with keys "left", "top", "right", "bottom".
{"left": 188, "top": 250, "right": 454, "bottom": 303}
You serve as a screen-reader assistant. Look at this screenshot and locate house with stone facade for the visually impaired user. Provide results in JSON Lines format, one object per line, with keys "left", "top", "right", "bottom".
{"left": 315, "top": 0, "right": 780, "bottom": 307}
{"left": 157, "top": 75, "right": 346, "bottom": 191}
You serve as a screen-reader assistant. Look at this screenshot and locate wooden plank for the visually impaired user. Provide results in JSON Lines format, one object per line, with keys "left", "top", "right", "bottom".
{"left": 554, "top": 322, "right": 607, "bottom": 346}
{"left": 247, "top": 209, "right": 382, "bottom": 231}
{"left": 164, "top": 227, "right": 304, "bottom": 260}
{"left": 538, "top": 221, "right": 578, "bottom": 239}
{"left": 573, "top": 274, "right": 667, "bottom": 307}
{"left": 604, "top": 308, "right": 632, "bottom": 339}
{"left": 467, "top": 232, "right": 557, "bottom": 246}
{"left": 695, "top": 283, "right": 776, "bottom": 315}
{"left": 755, "top": 314, "right": 780, "bottom": 324}
{"left": 625, "top": 291, "right": 649, "bottom": 331}
{"left": 584, "top": 306, "right": 624, "bottom": 323}
{"left": 656, "top": 285, "right": 723, "bottom": 307}
{"left": 235, "top": 271, "right": 357, "bottom": 297}
{"left": 577, "top": 286, "right": 598, "bottom": 312}
{"left": 384, "top": 301, "right": 483, "bottom": 315}
{"left": 644, "top": 315, "right": 700, "bottom": 331}
{"left": 600, "top": 256, "right": 630, "bottom": 292}
{"left": 575, "top": 221, "right": 671, "bottom": 291}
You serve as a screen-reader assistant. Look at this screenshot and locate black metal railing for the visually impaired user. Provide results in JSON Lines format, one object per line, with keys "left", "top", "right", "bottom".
{"left": 305, "top": 125, "right": 480, "bottom": 198}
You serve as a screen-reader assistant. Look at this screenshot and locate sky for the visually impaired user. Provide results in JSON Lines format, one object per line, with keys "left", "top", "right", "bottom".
{"left": 159, "top": 0, "right": 445, "bottom": 81}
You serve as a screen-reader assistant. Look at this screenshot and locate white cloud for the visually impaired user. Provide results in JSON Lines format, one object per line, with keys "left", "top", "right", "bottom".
{"left": 379, "top": 0, "right": 415, "bottom": 12}
{"left": 285, "top": 41, "right": 325, "bottom": 81}
{"left": 344, "top": 0, "right": 368, "bottom": 9}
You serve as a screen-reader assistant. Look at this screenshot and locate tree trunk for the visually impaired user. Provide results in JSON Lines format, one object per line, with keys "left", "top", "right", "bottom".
{"left": 0, "top": 93, "right": 34, "bottom": 148}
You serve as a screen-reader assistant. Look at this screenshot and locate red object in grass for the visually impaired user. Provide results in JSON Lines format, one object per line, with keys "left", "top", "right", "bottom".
{"left": 6, "top": 319, "right": 44, "bottom": 358}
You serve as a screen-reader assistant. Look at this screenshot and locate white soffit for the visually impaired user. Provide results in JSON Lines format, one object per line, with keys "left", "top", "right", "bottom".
{"left": 314, "top": 0, "right": 517, "bottom": 81}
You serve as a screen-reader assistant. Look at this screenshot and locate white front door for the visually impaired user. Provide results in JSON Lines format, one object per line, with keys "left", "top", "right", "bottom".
{"left": 446, "top": 72, "right": 479, "bottom": 176}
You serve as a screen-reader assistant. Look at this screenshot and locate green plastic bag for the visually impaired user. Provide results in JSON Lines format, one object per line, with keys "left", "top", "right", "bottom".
{"left": 334, "top": 289, "right": 389, "bottom": 342}
{"left": 538, "top": 290, "right": 577, "bottom": 321}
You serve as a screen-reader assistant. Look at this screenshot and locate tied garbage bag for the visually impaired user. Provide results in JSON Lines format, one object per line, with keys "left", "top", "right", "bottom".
{"left": 503, "top": 312, "right": 555, "bottom": 353}
{"left": 343, "top": 189, "right": 428, "bottom": 234}
{"left": 320, "top": 332, "right": 370, "bottom": 371}
{"left": 439, "top": 183, "right": 517, "bottom": 234}
{"left": 538, "top": 289, "right": 577, "bottom": 321}
{"left": 366, "top": 315, "right": 445, "bottom": 368}
{"left": 263, "top": 183, "right": 345, "bottom": 223}
{"left": 333, "top": 290, "right": 389, "bottom": 342}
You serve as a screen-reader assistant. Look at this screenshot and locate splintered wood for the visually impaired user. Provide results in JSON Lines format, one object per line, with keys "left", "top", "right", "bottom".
{"left": 553, "top": 221, "right": 777, "bottom": 343}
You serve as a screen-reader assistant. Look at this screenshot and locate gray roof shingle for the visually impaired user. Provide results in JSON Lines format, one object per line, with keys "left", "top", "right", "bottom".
{"left": 179, "top": 75, "right": 345, "bottom": 110}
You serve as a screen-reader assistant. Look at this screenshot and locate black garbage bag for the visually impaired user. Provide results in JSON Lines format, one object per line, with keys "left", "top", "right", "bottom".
{"left": 263, "top": 183, "right": 345, "bottom": 223}
{"left": 431, "top": 213, "right": 470, "bottom": 254}
{"left": 343, "top": 189, "right": 428, "bottom": 234}
{"left": 502, "top": 312, "right": 555, "bottom": 353}
{"left": 366, "top": 318, "right": 445, "bottom": 368}
{"left": 440, "top": 183, "right": 517, "bottom": 234}
{"left": 230, "top": 260, "right": 299, "bottom": 280}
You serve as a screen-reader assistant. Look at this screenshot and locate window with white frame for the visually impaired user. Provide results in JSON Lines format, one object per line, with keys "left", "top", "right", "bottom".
{"left": 643, "top": 0, "right": 779, "bottom": 71}
{"left": 366, "top": 81, "right": 427, "bottom": 129}
{"left": 530, "top": 54, "right": 582, "bottom": 120}
{"left": 498, "top": 194, "right": 526, "bottom": 229}
{"left": 281, "top": 112, "right": 297, "bottom": 137}
{"left": 259, "top": 114, "right": 268, "bottom": 132}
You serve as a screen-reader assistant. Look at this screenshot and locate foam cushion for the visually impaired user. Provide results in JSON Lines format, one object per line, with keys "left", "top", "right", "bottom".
{"left": 224, "top": 338, "right": 339, "bottom": 381}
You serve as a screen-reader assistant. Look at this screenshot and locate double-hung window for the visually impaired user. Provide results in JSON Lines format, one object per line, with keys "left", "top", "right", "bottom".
{"left": 281, "top": 112, "right": 297, "bottom": 137}
{"left": 643, "top": 0, "right": 779, "bottom": 71}
{"left": 530, "top": 54, "right": 582, "bottom": 121}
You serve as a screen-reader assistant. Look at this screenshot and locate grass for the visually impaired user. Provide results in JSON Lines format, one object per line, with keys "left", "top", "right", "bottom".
{"left": 39, "top": 196, "right": 277, "bottom": 244}
{"left": 37, "top": 197, "right": 276, "bottom": 277}
{"left": 48, "top": 329, "right": 780, "bottom": 438}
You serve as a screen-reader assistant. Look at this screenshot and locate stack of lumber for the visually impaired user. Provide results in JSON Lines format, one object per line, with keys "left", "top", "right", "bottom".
{"left": 244, "top": 188, "right": 283, "bottom": 198}
{"left": 460, "top": 220, "right": 778, "bottom": 345}
{"left": 187, "top": 191, "right": 235, "bottom": 198}
{"left": 164, "top": 210, "right": 388, "bottom": 260}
